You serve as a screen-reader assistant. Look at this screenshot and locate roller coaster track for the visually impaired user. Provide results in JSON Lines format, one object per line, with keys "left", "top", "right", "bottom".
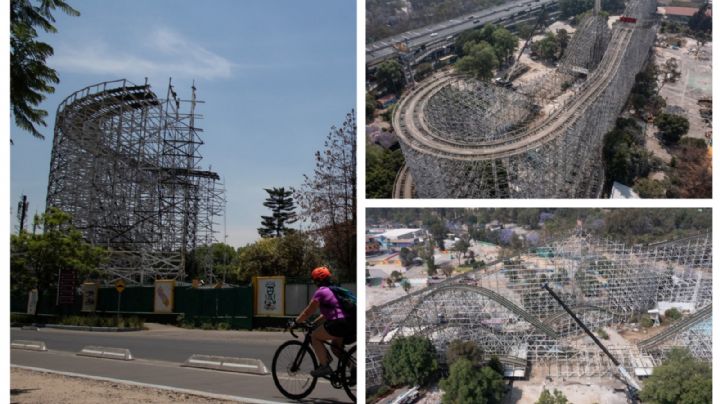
{"left": 398, "top": 284, "right": 559, "bottom": 339}
{"left": 637, "top": 304, "right": 712, "bottom": 350}
{"left": 393, "top": 24, "right": 637, "bottom": 161}
{"left": 392, "top": 163, "right": 414, "bottom": 198}
{"left": 541, "top": 305, "right": 614, "bottom": 326}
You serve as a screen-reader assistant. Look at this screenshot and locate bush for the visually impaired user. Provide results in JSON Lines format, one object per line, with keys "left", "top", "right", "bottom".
{"left": 633, "top": 178, "right": 666, "bottom": 198}
{"left": 664, "top": 308, "right": 682, "bottom": 321}
{"left": 640, "top": 314, "right": 654, "bottom": 328}
{"left": 596, "top": 328, "right": 609, "bottom": 340}
{"left": 536, "top": 388, "right": 569, "bottom": 404}
{"left": 383, "top": 336, "right": 438, "bottom": 387}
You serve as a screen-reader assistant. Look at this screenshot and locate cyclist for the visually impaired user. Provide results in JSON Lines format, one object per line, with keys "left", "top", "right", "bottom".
{"left": 294, "top": 266, "right": 355, "bottom": 377}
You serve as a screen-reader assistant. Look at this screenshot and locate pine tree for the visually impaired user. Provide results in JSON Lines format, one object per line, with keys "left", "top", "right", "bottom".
{"left": 258, "top": 187, "right": 298, "bottom": 238}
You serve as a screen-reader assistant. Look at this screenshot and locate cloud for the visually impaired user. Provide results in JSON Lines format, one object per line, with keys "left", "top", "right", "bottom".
{"left": 51, "top": 28, "right": 234, "bottom": 80}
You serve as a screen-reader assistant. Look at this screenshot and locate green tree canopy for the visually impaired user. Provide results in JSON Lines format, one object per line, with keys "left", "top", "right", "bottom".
{"left": 532, "top": 32, "right": 559, "bottom": 61}
{"left": 457, "top": 41, "right": 499, "bottom": 80}
{"left": 491, "top": 27, "right": 518, "bottom": 62}
{"left": 258, "top": 187, "right": 298, "bottom": 238}
{"left": 382, "top": 336, "right": 438, "bottom": 387}
{"left": 10, "top": 208, "right": 106, "bottom": 298}
{"left": 366, "top": 143, "right": 405, "bottom": 198}
{"left": 376, "top": 60, "right": 405, "bottom": 94}
{"left": 655, "top": 113, "right": 690, "bottom": 145}
{"left": 11, "top": 0, "right": 79, "bottom": 140}
{"left": 640, "top": 348, "right": 711, "bottom": 404}
{"left": 235, "top": 232, "right": 322, "bottom": 283}
{"left": 439, "top": 359, "right": 505, "bottom": 404}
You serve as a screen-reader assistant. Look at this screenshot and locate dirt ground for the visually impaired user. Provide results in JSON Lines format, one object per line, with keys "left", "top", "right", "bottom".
{"left": 654, "top": 38, "right": 712, "bottom": 140}
{"left": 10, "top": 367, "right": 237, "bottom": 404}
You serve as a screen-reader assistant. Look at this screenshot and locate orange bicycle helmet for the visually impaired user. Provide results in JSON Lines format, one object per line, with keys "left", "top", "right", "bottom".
{"left": 311, "top": 266, "right": 331, "bottom": 281}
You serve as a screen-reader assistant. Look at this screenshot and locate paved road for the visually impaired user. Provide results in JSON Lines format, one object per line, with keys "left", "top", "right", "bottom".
{"left": 367, "top": 0, "right": 557, "bottom": 65}
{"left": 11, "top": 326, "right": 287, "bottom": 365}
{"left": 11, "top": 326, "right": 355, "bottom": 403}
{"left": 12, "top": 350, "right": 352, "bottom": 403}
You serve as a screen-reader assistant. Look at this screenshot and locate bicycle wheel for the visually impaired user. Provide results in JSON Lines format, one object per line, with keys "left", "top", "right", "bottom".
{"left": 339, "top": 344, "right": 357, "bottom": 402}
{"left": 271, "top": 340, "right": 318, "bottom": 400}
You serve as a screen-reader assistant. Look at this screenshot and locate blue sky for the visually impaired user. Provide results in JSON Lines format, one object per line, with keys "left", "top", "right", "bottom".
{"left": 10, "top": 0, "right": 356, "bottom": 246}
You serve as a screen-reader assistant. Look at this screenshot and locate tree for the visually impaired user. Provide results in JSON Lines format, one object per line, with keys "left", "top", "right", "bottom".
{"left": 556, "top": 29, "right": 570, "bottom": 58}
{"left": 533, "top": 32, "right": 559, "bottom": 61}
{"left": 366, "top": 143, "right": 405, "bottom": 198}
{"left": 11, "top": 0, "right": 79, "bottom": 140}
{"left": 376, "top": 60, "right": 405, "bottom": 93}
{"left": 491, "top": 27, "right": 518, "bottom": 63}
{"left": 536, "top": 389, "right": 569, "bottom": 404}
{"left": 10, "top": 208, "right": 106, "bottom": 303}
{"left": 383, "top": 336, "right": 438, "bottom": 386}
{"left": 655, "top": 113, "right": 689, "bottom": 145}
{"left": 366, "top": 92, "right": 376, "bottom": 121}
{"left": 186, "top": 243, "right": 238, "bottom": 283}
{"left": 295, "top": 111, "right": 356, "bottom": 281}
{"left": 235, "top": 232, "right": 322, "bottom": 283}
{"left": 258, "top": 187, "right": 298, "bottom": 238}
{"left": 457, "top": 41, "right": 499, "bottom": 80}
{"left": 439, "top": 359, "right": 505, "bottom": 404}
{"left": 446, "top": 340, "right": 483, "bottom": 367}
{"left": 633, "top": 178, "right": 665, "bottom": 198}
{"left": 453, "top": 238, "right": 470, "bottom": 265}
{"left": 640, "top": 348, "right": 711, "bottom": 404}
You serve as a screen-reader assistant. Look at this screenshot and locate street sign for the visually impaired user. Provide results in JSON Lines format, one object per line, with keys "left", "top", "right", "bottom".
{"left": 115, "top": 279, "right": 125, "bottom": 293}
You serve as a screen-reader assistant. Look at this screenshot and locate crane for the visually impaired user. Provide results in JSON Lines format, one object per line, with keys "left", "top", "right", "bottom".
{"left": 542, "top": 283, "right": 642, "bottom": 401}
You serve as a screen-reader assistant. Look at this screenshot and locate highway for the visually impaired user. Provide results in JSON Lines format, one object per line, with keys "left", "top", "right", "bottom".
{"left": 366, "top": 0, "right": 558, "bottom": 65}
{"left": 11, "top": 326, "right": 354, "bottom": 403}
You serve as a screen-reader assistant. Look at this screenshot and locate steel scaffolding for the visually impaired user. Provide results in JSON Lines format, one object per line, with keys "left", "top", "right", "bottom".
{"left": 366, "top": 231, "right": 712, "bottom": 387}
{"left": 46, "top": 79, "right": 224, "bottom": 284}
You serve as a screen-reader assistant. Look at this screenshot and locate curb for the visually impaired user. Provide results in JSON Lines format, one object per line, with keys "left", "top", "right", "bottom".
{"left": 182, "top": 354, "right": 269, "bottom": 375}
{"left": 11, "top": 340, "right": 47, "bottom": 351}
{"left": 77, "top": 345, "right": 133, "bottom": 361}
{"left": 36, "top": 324, "right": 143, "bottom": 332}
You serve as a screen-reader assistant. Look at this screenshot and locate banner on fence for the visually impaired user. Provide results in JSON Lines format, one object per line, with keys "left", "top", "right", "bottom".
{"left": 254, "top": 276, "right": 285, "bottom": 317}
{"left": 154, "top": 280, "right": 175, "bottom": 313}
{"left": 81, "top": 282, "right": 98, "bottom": 312}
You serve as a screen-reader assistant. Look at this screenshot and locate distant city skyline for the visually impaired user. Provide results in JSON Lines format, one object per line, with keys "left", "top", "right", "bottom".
{"left": 10, "top": 0, "right": 356, "bottom": 246}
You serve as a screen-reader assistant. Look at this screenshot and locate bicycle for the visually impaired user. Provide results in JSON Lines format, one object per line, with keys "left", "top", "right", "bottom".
{"left": 271, "top": 321, "right": 356, "bottom": 402}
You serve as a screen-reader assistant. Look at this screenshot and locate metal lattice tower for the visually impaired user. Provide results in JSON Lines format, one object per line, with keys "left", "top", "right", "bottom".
{"left": 392, "top": 0, "right": 658, "bottom": 198}
{"left": 46, "top": 79, "right": 225, "bottom": 285}
{"left": 366, "top": 231, "right": 711, "bottom": 387}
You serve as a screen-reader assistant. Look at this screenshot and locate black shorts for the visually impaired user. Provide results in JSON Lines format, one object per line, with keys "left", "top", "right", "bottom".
{"left": 324, "top": 317, "right": 356, "bottom": 340}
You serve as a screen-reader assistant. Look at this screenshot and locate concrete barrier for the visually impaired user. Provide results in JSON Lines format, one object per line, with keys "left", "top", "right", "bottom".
{"left": 11, "top": 340, "right": 47, "bottom": 351}
{"left": 182, "top": 354, "right": 268, "bottom": 375}
{"left": 77, "top": 345, "right": 133, "bottom": 361}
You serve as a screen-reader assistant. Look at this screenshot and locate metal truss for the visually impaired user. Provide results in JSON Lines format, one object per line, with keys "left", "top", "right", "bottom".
{"left": 392, "top": 0, "right": 658, "bottom": 198}
{"left": 47, "top": 79, "right": 224, "bottom": 284}
{"left": 366, "top": 231, "right": 712, "bottom": 387}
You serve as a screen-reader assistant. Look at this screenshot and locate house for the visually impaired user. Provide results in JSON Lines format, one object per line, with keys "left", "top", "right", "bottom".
{"left": 375, "top": 228, "right": 425, "bottom": 250}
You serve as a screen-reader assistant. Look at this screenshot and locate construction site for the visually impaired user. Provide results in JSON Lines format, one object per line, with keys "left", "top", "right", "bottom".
{"left": 46, "top": 79, "right": 225, "bottom": 285}
{"left": 366, "top": 231, "right": 711, "bottom": 401}
{"left": 392, "top": 0, "right": 659, "bottom": 198}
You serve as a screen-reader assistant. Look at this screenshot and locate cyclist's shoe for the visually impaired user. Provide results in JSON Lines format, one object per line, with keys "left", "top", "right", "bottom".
{"left": 311, "top": 364, "right": 333, "bottom": 378}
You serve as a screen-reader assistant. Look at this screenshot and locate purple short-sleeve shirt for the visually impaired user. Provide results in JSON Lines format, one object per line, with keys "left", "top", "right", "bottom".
{"left": 313, "top": 286, "right": 345, "bottom": 321}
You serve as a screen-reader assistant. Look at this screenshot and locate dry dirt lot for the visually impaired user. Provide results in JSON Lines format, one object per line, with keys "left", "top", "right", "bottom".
{"left": 11, "top": 367, "right": 237, "bottom": 404}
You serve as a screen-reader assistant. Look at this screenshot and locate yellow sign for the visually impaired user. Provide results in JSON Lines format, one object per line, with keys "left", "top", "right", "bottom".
{"left": 115, "top": 279, "right": 125, "bottom": 293}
